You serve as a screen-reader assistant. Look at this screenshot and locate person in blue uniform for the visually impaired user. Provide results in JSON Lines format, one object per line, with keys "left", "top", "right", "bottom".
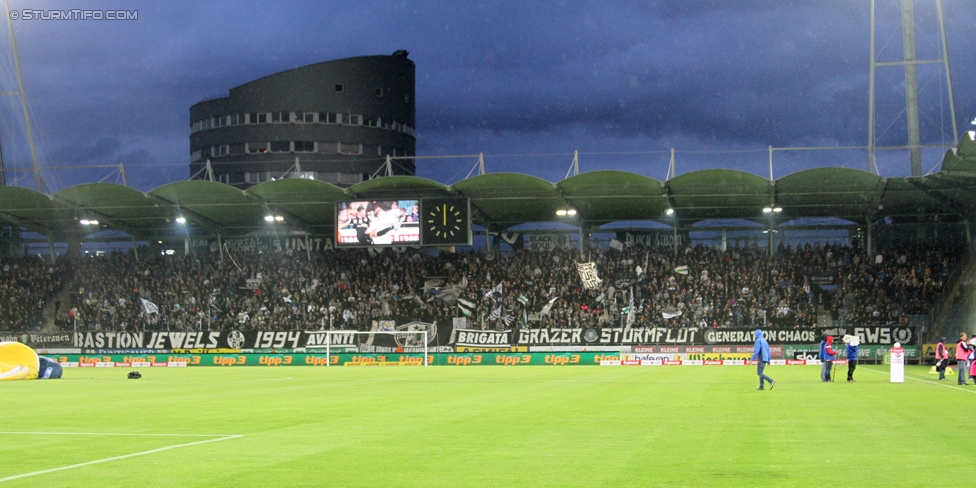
{"left": 751, "top": 329, "right": 775, "bottom": 391}
{"left": 37, "top": 356, "right": 62, "bottom": 379}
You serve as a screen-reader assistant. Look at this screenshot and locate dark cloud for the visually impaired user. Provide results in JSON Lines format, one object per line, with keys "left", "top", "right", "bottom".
{"left": 0, "top": 0, "right": 971, "bottom": 191}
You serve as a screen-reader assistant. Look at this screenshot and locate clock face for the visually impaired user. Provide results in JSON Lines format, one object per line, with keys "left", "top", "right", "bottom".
{"left": 422, "top": 198, "right": 470, "bottom": 245}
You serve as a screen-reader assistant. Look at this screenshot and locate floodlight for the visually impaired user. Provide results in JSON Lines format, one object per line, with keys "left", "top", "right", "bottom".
{"left": 175, "top": 217, "right": 186, "bottom": 224}
{"left": 264, "top": 215, "right": 275, "bottom": 222}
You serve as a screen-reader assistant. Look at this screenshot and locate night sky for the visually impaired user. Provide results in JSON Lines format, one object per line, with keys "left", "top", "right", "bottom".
{"left": 0, "top": 0, "right": 972, "bottom": 192}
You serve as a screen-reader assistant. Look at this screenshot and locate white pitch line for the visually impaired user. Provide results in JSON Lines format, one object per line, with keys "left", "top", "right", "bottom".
{"left": 0, "top": 434, "right": 243, "bottom": 483}
{"left": 861, "top": 366, "right": 976, "bottom": 394}
{"left": 0, "top": 432, "right": 240, "bottom": 437}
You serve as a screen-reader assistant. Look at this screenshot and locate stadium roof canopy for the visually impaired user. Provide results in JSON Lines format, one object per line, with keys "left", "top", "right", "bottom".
{"left": 1, "top": 135, "right": 974, "bottom": 243}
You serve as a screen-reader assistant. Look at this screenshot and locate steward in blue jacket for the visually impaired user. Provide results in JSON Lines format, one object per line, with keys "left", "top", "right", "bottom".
{"left": 750, "top": 329, "right": 775, "bottom": 390}
{"left": 819, "top": 335, "right": 836, "bottom": 382}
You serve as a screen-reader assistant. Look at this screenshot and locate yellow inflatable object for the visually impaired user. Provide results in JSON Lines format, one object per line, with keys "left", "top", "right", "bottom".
{"left": 0, "top": 341, "right": 39, "bottom": 380}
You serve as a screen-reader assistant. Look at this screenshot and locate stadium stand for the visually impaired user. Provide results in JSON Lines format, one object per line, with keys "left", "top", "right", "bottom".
{"left": 1, "top": 241, "right": 956, "bottom": 333}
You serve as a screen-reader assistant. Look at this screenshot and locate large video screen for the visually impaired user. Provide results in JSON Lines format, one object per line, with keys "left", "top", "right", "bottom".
{"left": 335, "top": 200, "right": 420, "bottom": 247}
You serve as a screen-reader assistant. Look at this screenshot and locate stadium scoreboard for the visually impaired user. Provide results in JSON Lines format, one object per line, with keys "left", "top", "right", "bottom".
{"left": 336, "top": 197, "right": 470, "bottom": 247}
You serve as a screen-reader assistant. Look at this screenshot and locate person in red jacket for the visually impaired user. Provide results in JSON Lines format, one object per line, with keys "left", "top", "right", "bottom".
{"left": 819, "top": 335, "right": 837, "bottom": 382}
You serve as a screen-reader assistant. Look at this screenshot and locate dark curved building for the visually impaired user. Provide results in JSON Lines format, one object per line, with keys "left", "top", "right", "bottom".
{"left": 189, "top": 51, "right": 415, "bottom": 188}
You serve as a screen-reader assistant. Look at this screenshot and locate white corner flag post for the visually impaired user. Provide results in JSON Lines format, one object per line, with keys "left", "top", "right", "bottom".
{"left": 890, "top": 342, "right": 905, "bottom": 383}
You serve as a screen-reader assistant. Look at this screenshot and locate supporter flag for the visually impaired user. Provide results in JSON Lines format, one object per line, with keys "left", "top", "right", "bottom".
{"left": 539, "top": 296, "right": 559, "bottom": 316}
{"left": 457, "top": 297, "right": 476, "bottom": 317}
{"left": 674, "top": 265, "right": 689, "bottom": 275}
{"left": 626, "top": 288, "right": 636, "bottom": 329}
{"left": 518, "top": 295, "right": 528, "bottom": 306}
{"left": 576, "top": 261, "right": 602, "bottom": 289}
{"left": 609, "top": 239, "right": 625, "bottom": 251}
{"left": 502, "top": 315, "right": 515, "bottom": 326}
{"left": 489, "top": 305, "right": 502, "bottom": 320}
{"left": 662, "top": 311, "right": 683, "bottom": 319}
{"left": 485, "top": 283, "right": 503, "bottom": 301}
{"left": 140, "top": 298, "right": 159, "bottom": 315}
{"left": 423, "top": 278, "right": 446, "bottom": 294}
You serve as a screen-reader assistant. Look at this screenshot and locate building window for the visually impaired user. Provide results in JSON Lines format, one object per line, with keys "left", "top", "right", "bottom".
{"left": 317, "top": 142, "right": 337, "bottom": 154}
{"left": 191, "top": 150, "right": 202, "bottom": 161}
{"left": 247, "top": 142, "right": 267, "bottom": 154}
{"left": 217, "top": 174, "right": 230, "bottom": 184}
{"left": 214, "top": 116, "right": 227, "bottom": 128}
{"left": 246, "top": 172, "right": 270, "bottom": 184}
{"left": 347, "top": 114, "right": 362, "bottom": 126}
{"left": 338, "top": 142, "right": 362, "bottom": 155}
{"left": 334, "top": 84, "right": 344, "bottom": 93}
{"left": 201, "top": 118, "right": 212, "bottom": 130}
{"left": 230, "top": 114, "right": 246, "bottom": 125}
{"left": 300, "top": 112, "right": 315, "bottom": 123}
{"left": 212, "top": 145, "right": 229, "bottom": 157}
{"left": 269, "top": 141, "right": 290, "bottom": 153}
{"left": 375, "top": 88, "right": 384, "bottom": 98}
{"left": 294, "top": 141, "right": 315, "bottom": 153}
{"left": 250, "top": 113, "right": 268, "bottom": 124}
{"left": 272, "top": 111, "right": 290, "bottom": 123}
{"left": 404, "top": 94, "right": 411, "bottom": 104}
{"left": 229, "top": 143, "right": 245, "bottom": 155}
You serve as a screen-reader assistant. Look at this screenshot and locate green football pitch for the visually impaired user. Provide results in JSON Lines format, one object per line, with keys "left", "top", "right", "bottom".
{"left": 0, "top": 364, "right": 968, "bottom": 487}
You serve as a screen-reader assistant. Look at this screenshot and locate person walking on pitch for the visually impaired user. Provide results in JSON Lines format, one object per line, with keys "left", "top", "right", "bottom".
{"left": 844, "top": 335, "right": 860, "bottom": 382}
{"left": 751, "top": 328, "right": 775, "bottom": 391}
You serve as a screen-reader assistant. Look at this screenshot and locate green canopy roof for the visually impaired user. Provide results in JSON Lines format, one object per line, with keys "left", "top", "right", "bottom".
{"left": 1, "top": 134, "right": 974, "bottom": 241}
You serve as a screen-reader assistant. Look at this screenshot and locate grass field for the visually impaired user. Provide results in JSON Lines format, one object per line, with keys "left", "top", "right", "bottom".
{"left": 0, "top": 364, "right": 969, "bottom": 487}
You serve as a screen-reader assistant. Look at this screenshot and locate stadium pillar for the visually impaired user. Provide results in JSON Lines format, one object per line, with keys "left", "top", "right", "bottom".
{"left": 866, "top": 220, "right": 873, "bottom": 256}
{"left": 218, "top": 233, "right": 225, "bottom": 261}
{"left": 184, "top": 236, "right": 190, "bottom": 256}
{"left": 579, "top": 224, "right": 584, "bottom": 252}
{"left": 66, "top": 239, "right": 80, "bottom": 258}
{"left": 46, "top": 237, "right": 56, "bottom": 264}
{"left": 721, "top": 229, "right": 727, "bottom": 251}
{"left": 964, "top": 220, "right": 972, "bottom": 249}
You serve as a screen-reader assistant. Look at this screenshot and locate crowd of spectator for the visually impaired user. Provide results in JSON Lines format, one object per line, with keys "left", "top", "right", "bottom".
{"left": 0, "top": 241, "right": 959, "bottom": 330}
{"left": 0, "top": 240, "right": 963, "bottom": 333}
{"left": 0, "top": 256, "right": 67, "bottom": 330}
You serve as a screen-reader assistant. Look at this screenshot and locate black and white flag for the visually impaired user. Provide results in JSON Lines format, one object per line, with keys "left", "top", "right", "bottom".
{"left": 485, "top": 283, "right": 504, "bottom": 301}
{"left": 457, "top": 297, "right": 476, "bottom": 317}
{"left": 575, "top": 261, "right": 602, "bottom": 290}
{"left": 539, "top": 296, "right": 560, "bottom": 316}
